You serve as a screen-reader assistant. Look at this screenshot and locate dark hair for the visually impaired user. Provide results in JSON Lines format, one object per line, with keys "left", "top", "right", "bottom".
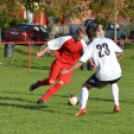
{"left": 86, "top": 25, "right": 96, "bottom": 38}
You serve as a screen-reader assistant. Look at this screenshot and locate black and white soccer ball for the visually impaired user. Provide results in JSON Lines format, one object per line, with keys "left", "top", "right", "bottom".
{"left": 68, "top": 94, "right": 80, "bottom": 106}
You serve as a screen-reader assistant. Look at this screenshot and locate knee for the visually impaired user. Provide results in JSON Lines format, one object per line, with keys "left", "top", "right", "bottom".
{"left": 82, "top": 83, "right": 92, "bottom": 90}
{"left": 48, "top": 79, "right": 64, "bottom": 85}
{"left": 58, "top": 80, "right": 64, "bottom": 85}
{"left": 82, "top": 83, "right": 87, "bottom": 87}
{"left": 49, "top": 79, "right": 55, "bottom": 85}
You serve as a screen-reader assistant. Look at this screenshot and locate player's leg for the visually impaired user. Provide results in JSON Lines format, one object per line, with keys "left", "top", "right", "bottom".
{"left": 29, "top": 78, "right": 54, "bottom": 91}
{"left": 109, "top": 77, "right": 120, "bottom": 112}
{"left": 38, "top": 78, "right": 54, "bottom": 86}
{"left": 37, "top": 59, "right": 58, "bottom": 87}
{"left": 81, "top": 83, "right": 93, "bottom": 108}
{"left": 37, "top": 62, "right": 74, "bottom": 104}
{"left": 29, "top": 60, "right": 57, "bottom": 91}
{"left": 76, "top": 74, "right": 108, "bottom": 116}
{"left": 75, "top": 83, "right": 92, "bottom": 116}
{"left": 37, "top": 80, "right": 64, "bottom": 104}
{"left": 110, "top": 83, "right": 120, "bottom": 112}
{"left": 80, "top": 86, "right": 89, "bottom": 109}
{"left": 37, "top": 70, "right": 74, "bottom": 104}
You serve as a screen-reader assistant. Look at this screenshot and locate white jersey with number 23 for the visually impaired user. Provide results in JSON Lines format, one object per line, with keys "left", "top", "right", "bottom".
{"left": 79, "top": 38, "right": 123, "bottom": 81}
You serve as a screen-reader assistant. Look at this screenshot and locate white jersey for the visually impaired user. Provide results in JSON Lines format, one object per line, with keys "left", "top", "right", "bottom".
{"left": 79, "top": 38, "right": 123, "bottom": 81}
{"left": 83, "top": 36, "right": 89, "bottom": 44}
{"left": 47, "top": 36, "right": 87, "bottom": 51}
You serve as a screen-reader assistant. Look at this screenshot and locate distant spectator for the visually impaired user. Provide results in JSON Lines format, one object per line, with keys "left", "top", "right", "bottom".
{"left": 96, "top": 24, "right": 105, "bottom": 38}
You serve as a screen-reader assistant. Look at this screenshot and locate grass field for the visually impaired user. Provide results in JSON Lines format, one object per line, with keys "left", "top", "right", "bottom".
{"left": 0, "top": 43, "right": 134, "bottom": 134}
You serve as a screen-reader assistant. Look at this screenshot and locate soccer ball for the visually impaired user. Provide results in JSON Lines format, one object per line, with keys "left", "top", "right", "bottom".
{"left": 68, "top": 94, "right": 80, "bottom": 106}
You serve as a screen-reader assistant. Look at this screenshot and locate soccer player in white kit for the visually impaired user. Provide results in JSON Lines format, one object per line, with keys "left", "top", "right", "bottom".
{"left": 61, "top": 25, "right": 123, "bottom": 116}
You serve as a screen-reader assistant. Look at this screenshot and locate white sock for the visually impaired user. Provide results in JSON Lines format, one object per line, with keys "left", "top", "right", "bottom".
{"left": 80, "top": 87, "right": 89, "bottom": 109}
{"left": 110, "top": 83, "right": 119, "bottom": 106}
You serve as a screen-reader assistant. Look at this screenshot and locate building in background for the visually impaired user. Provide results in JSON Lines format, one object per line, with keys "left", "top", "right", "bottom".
{"left": 19, "top": 8, "right": 47, "bottom": 26}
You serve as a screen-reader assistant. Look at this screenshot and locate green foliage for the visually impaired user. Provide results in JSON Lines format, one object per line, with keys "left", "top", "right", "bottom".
{"left": 20, "top": 0, "right": 83, "bottom": 20}
{"left": 0, "top": 0, "right": 22, "bottom": 26}
{"left": 0, "top": 0, "right": 84, "bottom": 38}
{"left": 120, "top": 1, "right": 134, "bottom": 22}
{"left": 0, "top": 0, "right": 29, "bottom": 38}
{"left": 89, "top": 0, "right": 134, "bottom": 24}
{"left": 89, "top": 0, "right": 115, "bottom": 23}
{"left": 9, "top": 18, "right": 28, "bottom": 26}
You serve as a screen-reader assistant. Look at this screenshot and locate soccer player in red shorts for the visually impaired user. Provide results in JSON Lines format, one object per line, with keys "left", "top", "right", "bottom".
{"left": 29, "top": 27, "right": 87, "bottom": 104}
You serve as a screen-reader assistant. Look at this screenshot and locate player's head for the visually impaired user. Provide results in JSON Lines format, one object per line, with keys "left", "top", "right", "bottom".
{"left": 75, "top": 27, "right": 86, "bottom": 42}
{"left": 86, "top": 25, "right": 96, "bottom": 40}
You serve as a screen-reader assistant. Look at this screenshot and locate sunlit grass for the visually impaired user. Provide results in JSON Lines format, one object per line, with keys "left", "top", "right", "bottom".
{"left": 0, "top": 43, "right": 134, "bottom": 134}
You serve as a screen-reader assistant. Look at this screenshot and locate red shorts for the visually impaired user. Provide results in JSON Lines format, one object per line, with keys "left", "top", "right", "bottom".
{"left": 49, "top": 60, "right": 74, "bottom": 84}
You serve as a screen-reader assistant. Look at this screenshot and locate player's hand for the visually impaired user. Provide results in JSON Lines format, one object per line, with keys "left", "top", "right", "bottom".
{"left": 61, "top": 69, "right": 69, "bottom": 75}
{"left": 36, "top": 52, "right": 43, "bottom": 58}
{"left": 91, "top": 64, "right": 96, "bottom": 70}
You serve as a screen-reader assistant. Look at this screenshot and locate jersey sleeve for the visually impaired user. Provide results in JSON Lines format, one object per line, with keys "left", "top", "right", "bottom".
{"left": 82, "top": 36, "right": 89, "bottom": 44}
{"left": 113, "top": 42, "right": 123, "bottom": 53}
{"left": 79, "top": 43, "right": 94, "bottom": 63}
{"left": 81, "top": 39, "right": 88, "bottom": 52}
{"left": 47, "top": 36, "right": 71, "bottom": 50}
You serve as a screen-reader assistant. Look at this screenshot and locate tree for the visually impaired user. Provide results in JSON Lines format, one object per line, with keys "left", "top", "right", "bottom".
{"left": 89, "top": 0, "right": 134, "bottom": 24}
{"left": 119, "top": 0, "right": 134, "bottom": 22}
{"left": 20, "top": 0, "right": 84, "bottom": 22}
{"left": 88, "top": 0, "right": 133, "bottom": 40}
{"left": 0, "top": 0, "right": 27, "bottom": 39}
{"left": 0, "top": 0, "right": 22, "bottom": 28}
{"left": 0, "top": 0, "right": 86, "bottom": 38}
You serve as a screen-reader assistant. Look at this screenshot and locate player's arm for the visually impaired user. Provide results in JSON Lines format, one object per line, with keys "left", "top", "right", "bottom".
{"left": 61, "top": 61, "right": 83, "bottom": 74}
{"left": 113, "top": 42, "right": 123, "bottom": 56}
{"left": 36, "top": 45, "right": 50, "bottom": 58}
{"left": 61, "top": 44, "right": 92, "bottom": 74}
{"left": 36, "top": 37, "right": 69, "bottom": 58}
{"left": 113, "top": 41, "right": 123, "bottom": 59}
{"left": 116, "top": 52, "right": 123, "bottom": 57}
{"left": 115, "top": 46, "right": 123, "bottom": 59}
{"left": 88, "top": 58, "right": 96, "bottom": 70}
{"left": 36, "top": 37, "right": 62, "bottom": 58}
{"left": 116, "top": 52, "right": 123, "bottom": 62}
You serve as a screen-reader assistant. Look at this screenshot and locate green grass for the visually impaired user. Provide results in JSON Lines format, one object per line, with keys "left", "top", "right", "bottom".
{"left": 0, "top": 43, "right": 134, "bottom": 134}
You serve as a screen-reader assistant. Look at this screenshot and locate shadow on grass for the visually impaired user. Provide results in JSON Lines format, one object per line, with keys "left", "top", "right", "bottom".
{"left": 1, "top": 61, "right": 50, "bottom": 70}
{"left": 90, "top": 110, "right": 116, "bottom": 115}
{"left": 0, "top": 96, "right": 123, "bottom": 115}
{"left": 12, "top": 64, "right": 50, "bottom": 70}
{"left": 0, "top": 101, "right": 46, "bottom": 110}
{"left": 0, "top": 95, "right": 70, "bottom": 114}
{"left": 53, "top": 94, "right": 68, "bottom": 98}
{"left": 0, "top": 96, "right": 40, "bottom": 104}
{"left": 88, "top": 97, "right": 134, "bottom": 104}
{"left": 14, "top": 45, "right": 38, "bottom": 57}
{"left": 0, "top": 96, "right": 59, "bottom": 113}
{"left": 90, "top": 97, "right": 112, "bottom": 102}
